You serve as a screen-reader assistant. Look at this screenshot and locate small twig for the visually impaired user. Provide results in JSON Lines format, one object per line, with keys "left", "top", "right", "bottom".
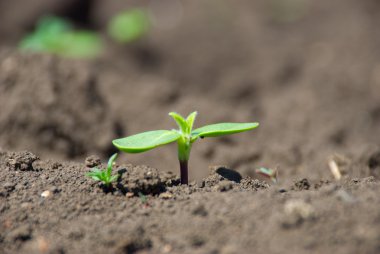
{"left": 328, "top": 159, "right": 341, "bottom": 180}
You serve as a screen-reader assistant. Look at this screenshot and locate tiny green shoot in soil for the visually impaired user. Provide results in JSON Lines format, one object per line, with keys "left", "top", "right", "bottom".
{"left": 86, "top": 153, "right": 119, "bottom": 186}
{"left": 256, "top": 167, "right": 278, "bottom": 183}
{"left": 113, "top": 112, "right": 259, "bottom": 184}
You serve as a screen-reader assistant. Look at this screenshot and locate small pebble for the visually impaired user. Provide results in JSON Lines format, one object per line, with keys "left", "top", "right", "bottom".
{"left": 41, "top": 190, "right": 51, "bottom": 198}
{"left": 162, "top": 244, "right": 172, "bottom": 253}
{"left": 126, "top": 192, "right": 134, "bottom": 198}
{"left": 37, "top": 237, "right": 49, "bottom": 253}
{"left": 159, "top": 192, "right": 173, "bottom": 199}
{"left": 21, "top": 202, "right": 31, "bottom": 209}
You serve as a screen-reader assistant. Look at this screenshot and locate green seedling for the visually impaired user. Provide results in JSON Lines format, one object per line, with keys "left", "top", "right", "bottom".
{"left": 256, "top": 167, "right": 278, "bottom": 183}
{"left": 86, "top": 153, "right": 119, "bottom": 187}
{"left": 113, "top": 112, "right": 259, "bottom": 185}
{"left": 108, "top": 9, "right": 150, "bottom": 43}
{"left": 138, "top": 192, "right": 148, "bottom": 204}
{"left": 20, "top": 16, "right": 103, "bottom": 58}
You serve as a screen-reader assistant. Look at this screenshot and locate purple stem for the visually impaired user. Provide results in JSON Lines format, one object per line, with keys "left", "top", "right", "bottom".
{"left": 179, "top": 160, "right": 188, "bottom": 185}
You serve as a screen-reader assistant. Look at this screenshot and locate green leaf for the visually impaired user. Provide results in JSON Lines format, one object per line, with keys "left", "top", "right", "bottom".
{"left": 110, "top": 175, "right": 119, "bottom": 183}
{"left": 107, "top": 153, "right": 118, "bottom": 172}
{"left": 86, "top": 168, "right": 101, "bottom": 176}
{"left": 186, "top": 111, "right": 198, "bottom": 132}
{"left": 60, "top": 31, "right": 103, "bottom": 58}
{"left": 113, "top": 130, "right": 181, "bottom": 153}
{"left": 86, "top": 170, "right": 102, "bottom": 181}
{"left": 192, "top": 122, "right": 259, "bottom": 138}
{"left": 91, "top": 176, "right": 102, "bottom": 181}
{"left": 169, "top": 112, "right": 189, "bottom": 133}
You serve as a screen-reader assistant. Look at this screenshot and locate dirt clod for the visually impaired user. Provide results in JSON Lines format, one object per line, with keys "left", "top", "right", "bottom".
{"left": 216, "top": 180, "right": 234, "bottom": 192}
{"left": 85, "top": 155, "right": 102, "bottom": 168}
{"left": 117, "top": 165, "right": 179, "bottom": 195}
{"left": 8, "top": 225, "right": 32, "bottom": 241}
{"left": 3, "top": 182, "right": 15, "bottom": 192}
{"left": 292, "top": 178, "right": 311, "bottom": 191}
{"left": 5, "top": 151, "right": 39, "bottom": 171}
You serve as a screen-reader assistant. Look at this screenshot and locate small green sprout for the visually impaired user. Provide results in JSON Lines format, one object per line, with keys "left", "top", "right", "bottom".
{"left": 86, "top": 153, "right": 119, "bottom": 187}
{"left": 113, "top": 112, "right": 259, "bottom": 185}
{"left": 256, "top": 167, "right": 278, "bottom": 183}
{"left": 20, "top": 16, "right": 103, "bottom": 58}
{"left": 138, "top": 192, "right": 148, "bottom": 204}
{"left": 108, "top": 9, "right": 150, "bottom": 43}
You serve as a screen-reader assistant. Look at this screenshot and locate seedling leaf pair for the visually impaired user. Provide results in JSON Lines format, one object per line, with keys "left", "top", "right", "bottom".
{"left": 113, "top": 112, "right": 259, "bottom": 184}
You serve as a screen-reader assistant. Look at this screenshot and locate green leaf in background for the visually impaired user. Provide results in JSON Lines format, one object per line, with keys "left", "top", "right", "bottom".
{"left": 19, "top": 16, "right": 103, "bottom": 58}
{"left": 108, "top": 9, "right": 150, "bottom": 43}
{"left": 112, "top": 130, "right": 181, "bottom": 153}
{"left": 59, "top": 31, "right": 103, "bottom": 58}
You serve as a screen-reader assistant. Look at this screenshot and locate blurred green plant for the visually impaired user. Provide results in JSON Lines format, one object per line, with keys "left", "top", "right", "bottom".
{"left": 270, "top": 0, "right": 310, "bottom": 23}
{"left": 20, "top": 16, "right": 103, "bottom": 58}
{"left": 108, "top": 9, "right": 150, "bottom": 43}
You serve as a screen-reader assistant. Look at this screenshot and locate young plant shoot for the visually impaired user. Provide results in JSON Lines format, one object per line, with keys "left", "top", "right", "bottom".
{"left": 86, "top": 153, "right": 119, "bottom": 187}
{"left": 256, "top": 167, "right": 278, "bottom": 183}
{"left": 113, "top": 112, "right": 259, "bottom": 184}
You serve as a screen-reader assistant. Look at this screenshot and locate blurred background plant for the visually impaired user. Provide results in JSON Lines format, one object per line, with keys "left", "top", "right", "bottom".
{"left": 269, "top": 0, "right": 310, "bottom": 23}
{"left": 19, "top": 16, "right": 103, "bottom": 58}
{"left": 19, "top": 8, "right": 150, "bottom": 58}
{"left": 108, "top": 9, "right": 150, "bottom": 44}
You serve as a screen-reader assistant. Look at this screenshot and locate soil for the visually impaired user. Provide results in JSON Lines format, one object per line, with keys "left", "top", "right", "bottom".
{"left": 1, "top": 0, "right": 380, "bottom": 253}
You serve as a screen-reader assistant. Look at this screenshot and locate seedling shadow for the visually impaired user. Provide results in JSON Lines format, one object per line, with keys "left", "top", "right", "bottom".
{"left": 215, "top": 167, "right": 242, "bottom": 183}
{"left": 115, "top": 168, "right": 128, "bottom": 194}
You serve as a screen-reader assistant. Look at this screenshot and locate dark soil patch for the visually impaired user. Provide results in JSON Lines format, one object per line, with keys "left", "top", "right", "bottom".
{"left": 1, "top": 151, "right": 380, "bottom": 254}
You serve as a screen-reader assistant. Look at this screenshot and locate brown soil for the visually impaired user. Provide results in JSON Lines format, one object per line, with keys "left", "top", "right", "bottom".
{"left": 1, "top": 0, "right": 380, "bottom": 253}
